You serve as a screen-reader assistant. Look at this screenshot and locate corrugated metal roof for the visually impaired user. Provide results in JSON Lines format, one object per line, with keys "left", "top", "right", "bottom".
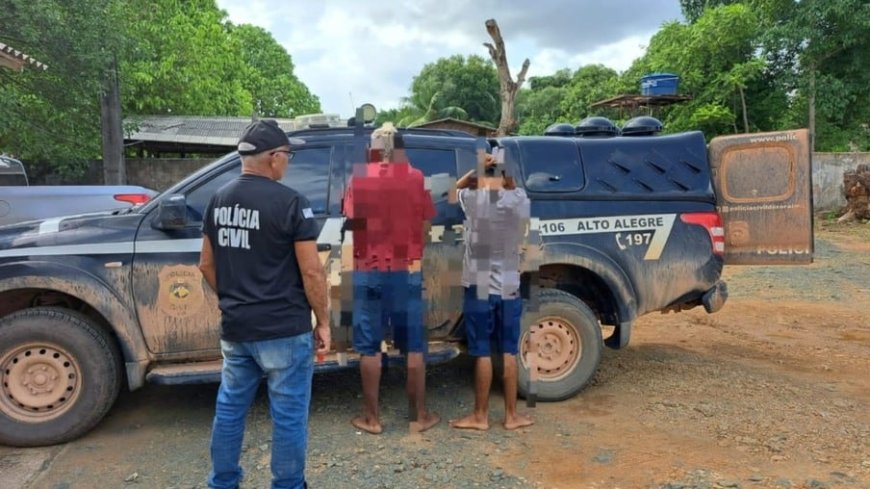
{"left": 125, "top": 115, "right": 346, "bottom": 147}
{"left": 0, "top": 43, "right": 48, "bottom": 71}
{"left": 415, "top": 117, "right": 496, "bottom": 131}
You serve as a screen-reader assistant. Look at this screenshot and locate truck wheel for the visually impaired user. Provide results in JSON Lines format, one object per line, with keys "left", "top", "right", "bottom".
{"left": 518, "top": 289, "right": 603, "bottom": 401}
{"left": 0, "top": 307, "right": 122, "bottom": 446}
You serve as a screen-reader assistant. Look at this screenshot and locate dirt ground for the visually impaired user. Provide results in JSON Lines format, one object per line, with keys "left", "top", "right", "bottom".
{"left": 2, "top": 221, "right": 868, "bottom": 489}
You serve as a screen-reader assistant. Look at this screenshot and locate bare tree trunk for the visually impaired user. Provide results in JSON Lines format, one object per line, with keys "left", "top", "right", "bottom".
{"left": 739, "top": 86, "right": 749, "bottom": 133}
{"left": 731, "top": 97, "right": 739, "bottom": 133}
{"left": 101, "top": 56, "right": 125, "bottom": 184}
{"left": 483, "top": 19, "right": 529, "bottom": 136}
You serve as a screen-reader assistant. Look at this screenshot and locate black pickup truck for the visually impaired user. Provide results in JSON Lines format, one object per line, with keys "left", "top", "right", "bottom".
{"left": 0, "top": 124, "right": 813, "bottom": 446}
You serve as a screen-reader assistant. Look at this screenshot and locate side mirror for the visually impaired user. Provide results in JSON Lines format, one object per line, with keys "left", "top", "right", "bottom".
{"left": 154, "top": 194, "right": 188, "bottom": 230}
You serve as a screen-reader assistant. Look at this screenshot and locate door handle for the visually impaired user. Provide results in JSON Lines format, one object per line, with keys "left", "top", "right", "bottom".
{"left": 317, "top": 243, "right": 332, "bottom": 252}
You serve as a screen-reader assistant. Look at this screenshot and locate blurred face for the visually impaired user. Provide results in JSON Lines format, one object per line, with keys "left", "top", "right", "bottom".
{"left": 267, "top": 145, "right": 293, "bottom": 180}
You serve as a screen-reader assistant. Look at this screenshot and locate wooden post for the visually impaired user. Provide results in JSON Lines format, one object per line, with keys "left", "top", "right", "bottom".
{"left": 483, "top": 19, "right": 529, "bottom": 136}
{"left": 101, "top": 56, "right": 126, "bottom": 184}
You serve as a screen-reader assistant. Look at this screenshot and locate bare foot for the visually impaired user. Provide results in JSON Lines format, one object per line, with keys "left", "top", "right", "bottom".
{"left": 503, "top": 413, "right": 534, "bottom": 430}
{"left": 409, "top": 412, "right": 441, "bottom": 433}
{"left": 449, "top": 413, "right": 490, "bottom": 431}
{"left": 351, "top": 415, "right": 383, "bottom": 434}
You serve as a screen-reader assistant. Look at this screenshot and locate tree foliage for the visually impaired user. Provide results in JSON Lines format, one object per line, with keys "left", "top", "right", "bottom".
{"left": 120, "top": 0, "right": 252, "bottom": 116}
{"left": 680, "top": 0, "right": 741, "bottom": 23}
{"left": 0, "top": 0, "right": 123, "bottom": 175}
{"left": 519, "top": 0, "right": 869, "bottom": 150}
{"left": 229, "top": 24, "right": 320, "bottom": 118}
{"left": 389, "top": 55, "right": 499, "bottom": 127}
{"left": 559, "top": 65, "right": 620, "bottom": 122}
{"left": 760, "top": 0, "right": 870, "bottom": 150}
{"left": 515, "top": 65, "right": 620, "bottom": 135}
{"left": 0, "top": 0, "right": 320, "bottom": 174}
{"left": 626, "top": 5, "right": 763, "bottom": 134}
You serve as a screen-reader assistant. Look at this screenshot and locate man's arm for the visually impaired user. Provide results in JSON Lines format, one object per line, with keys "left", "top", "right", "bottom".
{"left": 456, "top": 169, "right": 477, "bottom": 190}
{"left": 295, "top": 240, "right": 331, "bottom": 353}
{"left": 198, "top": 235, "right": 217, "bottom": 292}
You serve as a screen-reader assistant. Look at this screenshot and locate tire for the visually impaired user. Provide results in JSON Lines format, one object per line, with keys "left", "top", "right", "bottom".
{"left": 0, "top": 307, "right": 122, "bottom": 447}
{"left": 518, "top": 289, "right": 603, "bottom": 401}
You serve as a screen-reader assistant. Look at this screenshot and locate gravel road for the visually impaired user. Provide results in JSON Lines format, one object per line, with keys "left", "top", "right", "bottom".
{"left": 2, "top": 222, "right": 868, "bottom": 489}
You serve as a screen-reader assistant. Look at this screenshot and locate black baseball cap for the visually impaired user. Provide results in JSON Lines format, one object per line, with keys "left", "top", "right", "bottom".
{"left": 237, "top": 119, "right": 304, "bottom": 155}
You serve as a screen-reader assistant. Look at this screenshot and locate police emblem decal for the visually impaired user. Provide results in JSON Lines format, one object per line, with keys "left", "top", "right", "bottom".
{"left": 157, "top": 265, "right": 205, "bottom": 317}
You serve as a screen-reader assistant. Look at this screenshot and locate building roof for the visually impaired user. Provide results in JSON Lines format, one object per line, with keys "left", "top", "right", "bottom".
{"left": 0, "top": 43, "right": 48, "bottom": 71}
{"left": 125, "top": 114, "right": 347, "bottom": 153}
{"left": 125, "top": 116, "right": 295, "bottom": 147}
{"left": 414, "top": 117, "right": 497, "bottom": 132}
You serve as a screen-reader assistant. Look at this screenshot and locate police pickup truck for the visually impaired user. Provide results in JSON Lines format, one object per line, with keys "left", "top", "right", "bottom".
{"left": 0, "top": 120, "right": 813, "bottom": 446}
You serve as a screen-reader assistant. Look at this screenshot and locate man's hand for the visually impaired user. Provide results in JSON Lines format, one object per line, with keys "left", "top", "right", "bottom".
{"left": 503, "top": 175, "right": 516, "bottom": 190}
{"left": 314, "top": 322, "right": 331, "bottom": 355}
{"left": 484, "top": 153, "right": 497, "bottom": 169}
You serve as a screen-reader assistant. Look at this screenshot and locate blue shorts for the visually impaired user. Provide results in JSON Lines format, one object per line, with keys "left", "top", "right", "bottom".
{"left": 463, "top": 286, "right": 522, "bottom": 357}
{"left": 352, "top": 271, "right": 426, "bottom": 355}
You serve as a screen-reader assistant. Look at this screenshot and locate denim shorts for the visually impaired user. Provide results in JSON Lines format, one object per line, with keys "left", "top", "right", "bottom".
{"left": 463, "top": 285, "right": 522, "bottom": 356}
{"left": 352, "top": 270, "right": 426, "bottom": 355}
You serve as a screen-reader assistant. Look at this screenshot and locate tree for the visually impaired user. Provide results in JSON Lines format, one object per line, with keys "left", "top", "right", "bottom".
{"left": 679, "top": 0, "right": 870, "bottom": 149}
{"left": 515, "top": 65, "right": 620, "bottom": 135}
{"left": 560, "top": 65, "right": 620, "bottom": 122}
{"left": 399, "top": 91, "right": 468, "bottom": 127}
{"left": 404, "top": 54, "right": 499, "bottom": 126}
{"left": 229, "top": 24, "right": 320, "bottom": 118}
{"left": 516, "top": 85, "right": 570, "bottom": 135}
{"left": 0, "top": 0, "right": 323, "bottom": 177}
{"left": 680, "top": 0, "right": 741, "bottom": 23}
{"left": 0, "top": 0, "right": 125, "bottom": 178}
{"left": 375, "top": 106, "right": 417, "bottom": 126}
{"left": 528, "top": 69, "right": 572, "bottom": 91}
{"left": 760, "top": 0, "right": 870, "bottom": 150}
{"left": 120, "top": 0, "right": 252, "bottom": 116}
{"left": 624, "top": 5, "right": 765, "bottom": 136}
{"left": 484, "top": 19, "right": 530, "bottom": 136}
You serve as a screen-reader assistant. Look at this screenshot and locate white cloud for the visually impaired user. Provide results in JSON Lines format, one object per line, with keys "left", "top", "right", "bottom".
{"left": 216, "top": 0, "right": 682, "bottom": 116}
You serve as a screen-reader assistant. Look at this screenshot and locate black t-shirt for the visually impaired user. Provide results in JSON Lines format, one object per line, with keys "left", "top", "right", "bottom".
{"left": 202, "top": 174, "right": 320, "bottom": 342}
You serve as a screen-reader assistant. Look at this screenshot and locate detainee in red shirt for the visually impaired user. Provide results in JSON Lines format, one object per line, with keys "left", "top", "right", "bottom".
{"left": 342, "top": 123, "right": 440, "bottom": 434}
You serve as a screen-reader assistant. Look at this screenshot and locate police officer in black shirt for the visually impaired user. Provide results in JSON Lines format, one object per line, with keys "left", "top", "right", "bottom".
{"left": 199, "top": 119, "right": 330, "bottom": 489}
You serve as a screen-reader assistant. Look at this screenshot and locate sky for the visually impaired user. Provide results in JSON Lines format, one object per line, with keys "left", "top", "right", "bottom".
{"left": 215, "top": 0, "right": 684, "bottom": 118}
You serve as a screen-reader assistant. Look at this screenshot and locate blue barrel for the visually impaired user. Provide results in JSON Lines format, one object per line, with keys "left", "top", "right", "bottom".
{"left": 640, "top": 73, "right": 679, "bottom": 96}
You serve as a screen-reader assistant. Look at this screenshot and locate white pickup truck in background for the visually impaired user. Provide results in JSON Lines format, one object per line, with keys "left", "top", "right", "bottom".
{"left": 0, "top": 155, "right": 158, "bottom": 227}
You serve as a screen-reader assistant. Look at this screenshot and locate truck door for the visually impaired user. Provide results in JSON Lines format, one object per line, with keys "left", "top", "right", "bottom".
{"left": 132, "top": 147, "right": 335, "bottom": 355}
{"left": 132, "top": 162, "right": 240, "bottom": 356}
{"left": 405, "top": 144, "right": 468, "bottom": 337}
{"left": 708, "top": 129, "right": 813, "bottom": 265}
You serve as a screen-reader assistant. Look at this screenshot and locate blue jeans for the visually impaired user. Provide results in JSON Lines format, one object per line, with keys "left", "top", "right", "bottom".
{"left": 208, "top": 333, "right": 314, "bottom": 489}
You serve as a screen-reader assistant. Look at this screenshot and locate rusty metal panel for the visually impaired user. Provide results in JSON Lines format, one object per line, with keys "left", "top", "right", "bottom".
{"left": 709, "top": 129, "right": 813, "bottom": 265}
